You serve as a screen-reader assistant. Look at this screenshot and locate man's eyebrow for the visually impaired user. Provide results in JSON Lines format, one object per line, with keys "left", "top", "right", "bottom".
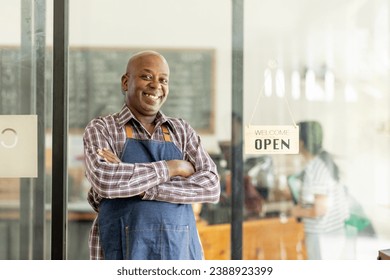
{"left": 141, "top": 69, "right": 169, "bottom": 76}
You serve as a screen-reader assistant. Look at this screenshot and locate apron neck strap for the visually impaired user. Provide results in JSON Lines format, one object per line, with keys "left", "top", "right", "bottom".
{"left": 161, "top": 125, "right": 171, "bottom": 142}
{"left": 125, "top": 125, "right": 133, "bottom": 138}
{"left": 125, "top": 124, "right": 172, "bottom": 142}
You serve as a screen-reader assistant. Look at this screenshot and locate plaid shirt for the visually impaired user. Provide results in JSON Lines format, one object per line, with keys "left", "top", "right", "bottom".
{"left": 83, "top": 104, "right": 220, "bottom": 259}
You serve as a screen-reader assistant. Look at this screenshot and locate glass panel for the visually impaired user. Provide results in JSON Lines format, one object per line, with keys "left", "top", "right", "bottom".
{"left": 0, "top": 0, "right": 53, "bottom": 259}
{"left": 244, "top": 0, "right": 390, "bottom": 259}
{"left": 68, "top": 0, "right": 232, "bottom": 259}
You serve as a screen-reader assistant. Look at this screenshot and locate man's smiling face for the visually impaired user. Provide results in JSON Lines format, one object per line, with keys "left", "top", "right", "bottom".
{"left": 122, "top": 52, "right": 170, "bottom": 119}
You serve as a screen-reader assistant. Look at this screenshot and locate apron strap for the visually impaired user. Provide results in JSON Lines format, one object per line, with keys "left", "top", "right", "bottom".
{"left": 125, "top": 125, "right": 133, "bottom": 138}
{"left": 124, "top": 124, "right": 172, "bottom": 142}
{"left": 161, "top": 125, "right": 172, "bottom": 142}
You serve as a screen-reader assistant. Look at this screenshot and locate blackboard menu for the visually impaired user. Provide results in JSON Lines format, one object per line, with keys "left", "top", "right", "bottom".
{"left": 0, "top": 47, "right": 215, "bottom": 134}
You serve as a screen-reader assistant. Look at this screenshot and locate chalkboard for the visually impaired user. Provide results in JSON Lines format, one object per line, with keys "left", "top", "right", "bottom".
{"left": 0, "top": 47, "right": 215, "bottom": 134}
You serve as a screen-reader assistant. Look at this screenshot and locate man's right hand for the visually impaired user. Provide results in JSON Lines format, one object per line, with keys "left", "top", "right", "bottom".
{"left": 97, "top": 148, "right": 121, "bottom": 163}
{"left": 166, "top": 160, "right": 195, "bottom": 178}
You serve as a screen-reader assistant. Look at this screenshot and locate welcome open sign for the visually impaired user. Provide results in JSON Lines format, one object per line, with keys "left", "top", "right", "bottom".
{"left": 245, "top": 125, "right": 299, "bottom": 155}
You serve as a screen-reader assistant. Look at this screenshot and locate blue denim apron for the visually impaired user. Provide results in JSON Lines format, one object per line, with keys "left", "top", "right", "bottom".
{"left": 98, "top": 124, "right": 202, "bottom": 260}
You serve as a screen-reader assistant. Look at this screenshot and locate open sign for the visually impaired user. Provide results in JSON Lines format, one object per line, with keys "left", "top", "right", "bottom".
{"left": 245, "top": 125, "right": 299, "bottom": 155}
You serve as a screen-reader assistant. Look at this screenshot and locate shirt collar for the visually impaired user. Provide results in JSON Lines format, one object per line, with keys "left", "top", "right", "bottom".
{"left": 116, "top": 104, "right": 133, "bottom": 127}
{"left": 115, "top": 103, "right": 173, "bottom": 130}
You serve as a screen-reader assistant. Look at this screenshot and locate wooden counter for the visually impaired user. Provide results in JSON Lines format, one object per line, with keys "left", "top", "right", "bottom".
{"left": 198, "top": 217, "right": 306, "bottom": 260}
{"left": 378, "top": 249, "right": 390, "bottom": 260}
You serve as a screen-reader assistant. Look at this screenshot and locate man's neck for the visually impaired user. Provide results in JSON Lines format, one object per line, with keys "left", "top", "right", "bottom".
{"left": 132, "top": 113, "right": 158, "bottom": 134}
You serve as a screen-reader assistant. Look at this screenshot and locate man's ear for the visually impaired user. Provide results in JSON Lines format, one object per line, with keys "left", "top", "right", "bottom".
{"left": 121, "top": 74, "right": 128, "bottom": 92}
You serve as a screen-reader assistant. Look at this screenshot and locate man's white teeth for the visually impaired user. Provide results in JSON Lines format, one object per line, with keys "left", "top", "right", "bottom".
{"left": 145, "top": 93, "right": 159, "bottom": 100}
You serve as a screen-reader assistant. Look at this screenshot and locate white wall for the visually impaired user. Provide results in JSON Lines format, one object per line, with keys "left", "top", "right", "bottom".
{"left": 0, "top": 1, "right": 20, "bottom": 45}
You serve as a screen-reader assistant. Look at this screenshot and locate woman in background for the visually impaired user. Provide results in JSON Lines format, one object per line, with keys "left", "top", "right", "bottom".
{"left": 291, "top": 121, "right": 349, "bottom": 260}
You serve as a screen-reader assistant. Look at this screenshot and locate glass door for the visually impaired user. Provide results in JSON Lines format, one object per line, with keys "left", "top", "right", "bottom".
{"left": 0, "top": 0, "right": 53, "bottom": 260}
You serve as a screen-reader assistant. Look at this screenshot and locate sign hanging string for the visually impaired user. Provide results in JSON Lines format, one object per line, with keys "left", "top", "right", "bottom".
{"left": 248, "top": 60, "right": 297, "bottom": 128}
